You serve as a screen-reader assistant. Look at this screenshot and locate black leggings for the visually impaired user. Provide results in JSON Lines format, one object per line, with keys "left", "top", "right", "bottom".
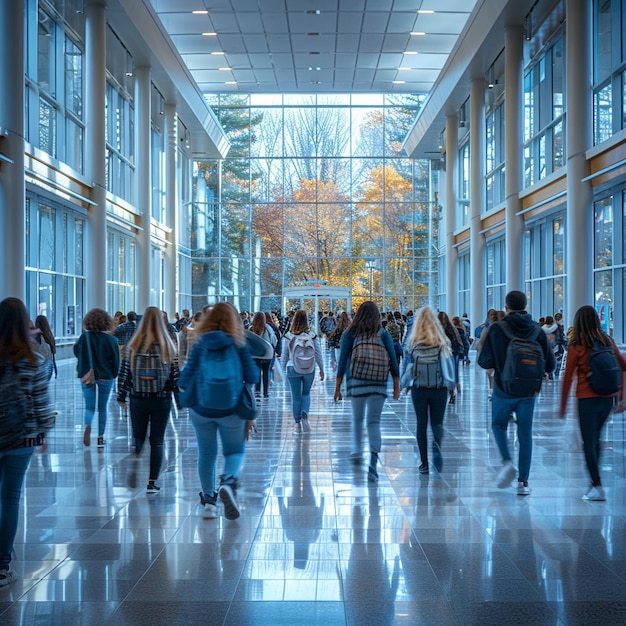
{"left": 578, "top": 396, "right": 614, "bottom": 486}
{"left": 129, "top": 396, "right": 171, "bottom": 481}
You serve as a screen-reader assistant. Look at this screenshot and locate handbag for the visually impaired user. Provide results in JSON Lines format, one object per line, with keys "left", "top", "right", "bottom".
{"left": 235, "top": 384, "right": 256, "bottom": 420}
{"left": 79, "top": 332, "right": 95, "bottom": 386}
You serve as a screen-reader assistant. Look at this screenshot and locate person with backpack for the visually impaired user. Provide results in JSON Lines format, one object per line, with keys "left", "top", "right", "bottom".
{"left": 74, "top": 308, "right": 120, "bottom": 448}
{"left": 437, "top": 311, "right": 463, "bottom": 404}
{"left": 333, "top": 301, "right": 400, "bottom": 482}
{"left": 404, "top": 306, "right": 453, "bottom": 475}
{"left": 0, "top": 297, "right": 55, "bottom": 588}
{"left": 249, "top": 311, "right": 277, "bottom": 399}
{"left": 179, "top": 303, "right": 259, "bottom": 520}
{"left": 31, "top": 316, "right": 56, "bottom": 381}
{"left": 281, "top": 310, "right": 325, "bottom": 435}
{"left": 478, "top": 291, "right": 555, "bottom": 495}
{"left": 558, "top": 305, "right": 626, "bottom": 501}
{"left": 118, "top": 307, "right": 180, "bottom": 494}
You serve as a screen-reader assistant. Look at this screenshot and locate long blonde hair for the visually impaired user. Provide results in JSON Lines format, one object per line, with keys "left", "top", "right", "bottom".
{"left": 128, "top": 306, "right": 177, "bottom": 364}
{"left": 194, "top": 302, "right": 246, "bottom": 347}
{"left": 407, "top": 306, "right": 451, "bottom": 357}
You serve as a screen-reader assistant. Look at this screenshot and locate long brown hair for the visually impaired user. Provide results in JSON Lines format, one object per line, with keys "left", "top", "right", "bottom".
{"left": 349, "top": 301, "right": 381, "bottom": 337}
{"left": 250, "top": 311, "right": 267, "bottom": 337}
{"left": 194, "top": 302, "right": 246, "bottom": 347}
{"left": 127, "top": 306, "right": 178, "bottom": 365}
{"left": 336, "top": 311, "right": 351, "bottom": 333}
{"left": 0, "top": 297, "right": 38, "bottom": 364}
{"left": 571, "top": 305, "right": 611, "bottom": 349}
{"left": 290, "top": 310, "right": 310, "bottom": 335}
{"left": 35, "top": 315, "right": 56, "bottom": 354}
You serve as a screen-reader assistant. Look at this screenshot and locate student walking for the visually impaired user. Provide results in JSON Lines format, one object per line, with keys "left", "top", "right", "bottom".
{"left": 333, "top": 301, "right": 400, "bottom": 482}
{"left": 118, "top": 307, "right": 180, "bottom": 494}
{"left": 559, "top": 305, "right": 626, "bottom": 501}
{"left": 478, "top": 291, "right": 555, "bottom": 495}
{"left": 405, "top": 306, "right": 452, "bottom": 475}
{"left": 74, "top": 308, "right": 120, "bottom": 448}
{"left": 179, "top": 303, "right": 259, "bottom": 520}
{"left": 0, "top": 298, "right": 55, "bottom": 588}
{"left": 281, "top": 310, "right": 325, "bottom": 434}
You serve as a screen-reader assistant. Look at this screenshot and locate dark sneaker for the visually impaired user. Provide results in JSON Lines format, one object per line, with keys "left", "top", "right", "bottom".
{"left": 83, "top": 425, "right": 91, "bottom": 447}
{"left": 97, "top": 436, "right": 105, "bottom": 448}
{"left": 146, "top": 482, "right": 160, "bottom": 494}
{"left": 219, "top": 484, "right": 241, "bottom": 520}
{"left": 0, "top": 569, "right": 17, "bottom": 587}
{"left": 517, "top": 481, "right": 532, "bottom": 496}
{"left": 419, "top": 463, "right": 429, "bottom": 475}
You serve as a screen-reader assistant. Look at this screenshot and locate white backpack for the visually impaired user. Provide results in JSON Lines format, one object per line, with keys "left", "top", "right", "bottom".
{"left": 290, "top": 333, "right": 316, "bottom": 374}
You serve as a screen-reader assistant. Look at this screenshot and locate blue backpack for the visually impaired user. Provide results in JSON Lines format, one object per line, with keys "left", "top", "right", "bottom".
{"left": 181, "top": 343, "right": 243, "bottom": 417}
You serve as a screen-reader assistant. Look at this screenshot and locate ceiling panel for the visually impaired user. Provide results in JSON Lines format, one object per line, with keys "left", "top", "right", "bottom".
{"left": 149, "top": 0, "right": 478, "bottom": 93}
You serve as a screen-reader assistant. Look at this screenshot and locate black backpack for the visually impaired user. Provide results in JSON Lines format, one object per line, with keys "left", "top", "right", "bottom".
{"left": 587, "top": 339, "right": 621, "bottom": 395}
{"left": 0, "top": 363, "right": 30, "bottom": 451}
{"left": 497, "top": 322, "right": 546, "bottom": 397}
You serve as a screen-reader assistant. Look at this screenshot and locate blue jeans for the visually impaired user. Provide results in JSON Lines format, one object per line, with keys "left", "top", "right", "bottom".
{"left": 0, "top": 447, "right": 34, "bottom": 570}
{"left": 350, "top": 394, "right": 386, "bottom": 455}
{"left": 130, "top": 396, "right": 172, "bottom": 481}
{"left": 81, "top": 379, "right": 115, "bottom": 436}
{"left": 491, "top": 393, "right": 536, "bottom": 482}
{"left": 287, "top": 367, "right": 315, "bottom": 423}
{"left": 410, "top": 387, "right": 448, "bottom": 466}
{"left": 189, "top": 411, "right": 246, "bottom": 498}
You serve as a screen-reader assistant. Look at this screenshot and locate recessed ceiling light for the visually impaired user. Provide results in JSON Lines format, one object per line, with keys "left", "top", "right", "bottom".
{"left": 404, "top": 51, "right": 418, "bottom": 55}
{"left": 393, "top": 80, "right": 406, "bottom": 84}
{"left": 202, "top": 32, "right": 217, "bottom": 36}
{"left": 211, "top": 51, "right": 225, "bottom": 55}
{"left": 310, "top": 81, "right": 321, "bottom": 84}
{"left": 417, "top": 9, "right": 435, "bottom": 14}
{"left": 225, "top": 81, "right": 237, "bottom": 85}
{"left": 410, "top": 32, "right": 426, "bottom": 36}
{"left": 192, "top": 10, "right": 208, "bottom": 14}
{"left": 398, "top": 67, "right": 411, "bottom": 71}
{"left": 308, "top": 67, "right": 321, "bottom": 70}
{"left": 218, "top": 67, "right": 230, "bottom": 71}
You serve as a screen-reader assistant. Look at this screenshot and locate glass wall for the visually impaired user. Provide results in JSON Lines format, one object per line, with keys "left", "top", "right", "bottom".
{"left": 25, "top": 0, "right": 84, "bottom": 171}
{"left": 593, "top": 0, "right": 626, "bottom": 144}
{"left": 457, "top": 251, "right": 470, "bottom": 317}
{"left": 523, "top": 34, "right": 565, "bottom": 187}
{"left": 25, "top": 195, "right": 86, "bottom": 340}
{"left": 106, "top": 229, "right": 136, "bottom": 316}
{"left": 193, "top": 94, "right": 434, "bottom": 315}
{"left": 485, "top": 100, "right": 505, "bottom": 211}
{"left": 485, "top": 237, "right": 506, "bottom": 312}
{"left": 524, "top": 213, "right": 565, "bottom": 321}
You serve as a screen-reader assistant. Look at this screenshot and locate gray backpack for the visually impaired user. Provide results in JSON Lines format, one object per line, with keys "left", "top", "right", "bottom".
{"left": 410, "top": 344, "right": 443, "bottom": 389}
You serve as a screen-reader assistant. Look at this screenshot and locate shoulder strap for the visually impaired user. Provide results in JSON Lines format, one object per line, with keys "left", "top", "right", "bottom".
{"left": 85, "top": 332, "right": 94, "bottom": 369}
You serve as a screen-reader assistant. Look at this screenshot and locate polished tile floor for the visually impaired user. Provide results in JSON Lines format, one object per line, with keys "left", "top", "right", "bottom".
{"left": 2, "top": 353, "right": 626, "bottom": 625}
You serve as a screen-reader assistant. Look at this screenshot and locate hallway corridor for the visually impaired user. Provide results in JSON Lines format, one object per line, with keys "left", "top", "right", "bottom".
{"left": 1, "top": 356, "right": 626, "bottom": 624}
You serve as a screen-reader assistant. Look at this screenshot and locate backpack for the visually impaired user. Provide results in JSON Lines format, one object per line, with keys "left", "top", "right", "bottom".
{"left": 192, "top": 343, "right": 244, "bottom": 417}
{"left": 350, "top": 333, "right": 390, "bottom": 382}
{"left": 387, "top": 321, "right": 400, "bottom": 343}
{"left": 290, "top": 333, "right": 316, "bottom": 374}
{"left": 131, "top": 349, "right": 171, "bottom": 394}
{"left": 497, "top": 322, "right": 546, "bottom": 397}
{"left": 0, "top": 362, "right": 30, "bottom": 451}
{"left": 410, "top": 344, "right": 444, "bottom": 389}
{"left": 587, "top": 339, "right": 621, "bottom": 395}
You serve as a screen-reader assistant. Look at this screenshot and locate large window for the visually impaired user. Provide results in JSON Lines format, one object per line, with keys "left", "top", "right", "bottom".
{"left": 593, "top": 0, "right": 626, "bottom": 144}
{"left": 106, "top": 230, "right": 136, "bottom": 315}
{"left": 457, "top": 142, "right": 470, "bottom": 228}
{"left": 524, "top": 213, "right": 565, "bottom": 321}
{"left": 523, "top": 35, "right": 565, "bottom": 187}
{"left": 457, "top": 251, "right": 470, "bottom": 317}
{"left": 25, "top": 2, "right": 84, "bottom": 170}
{"left": 485, "top": 100, "right": 505, "bottom": 211}
{"left": 194, "top": 94, "right": 434, "bottom": 314}
{"left": 485, "top": 238, "right": 506, "bottom": 312}
{"left": 25, "top": 196, "right": 86, "bottom": 341}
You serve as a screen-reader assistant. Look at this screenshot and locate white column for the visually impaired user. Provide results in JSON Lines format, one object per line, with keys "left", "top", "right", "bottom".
{"left": 0, "top": 0, "right": 25, "bottom": 299}
{"left": 504, "top": 25, "right": 524, "bottom": 292}
{"left": 445, "top": 115, "right": 458, "bottom": 315}
{"left": 164, "top": 103, "right": 177, "bottom": 316}
{"left": 565, "top": 0, "right": 593, "bottom": 323}
{"left": 469, "top": 77, "right": 485, "bottom": 326}
{"left": 134, "top": 66, "right": 152, "bottom": 312}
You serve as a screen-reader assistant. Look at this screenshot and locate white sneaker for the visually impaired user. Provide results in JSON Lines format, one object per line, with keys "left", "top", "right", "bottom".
{"left": 582, "top": 486, "right": 606, "bottom": 501}
{"left": 293, "top": 422, "right": 302, "bottom": 435}
{"left": 496, "top": 461, "right": 517, "bottom": 488}
{"left": 301, "top": 416, "right": 310, "bottom": 433}
{"left": 0, "top": 569, "right": 17, "bottom": 587}
{"left": 517, "top": 481, "right": 532, "bottom": 496}
{"left": 219, "top": 484, "right": 241, "bottom": 520}
{"left": 202, "top": 503, "right": 218, "bottom": 519}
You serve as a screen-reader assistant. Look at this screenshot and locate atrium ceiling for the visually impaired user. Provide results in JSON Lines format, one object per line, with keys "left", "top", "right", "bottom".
{"left": 147, "top": 0, "right": 478, "bottom": 94}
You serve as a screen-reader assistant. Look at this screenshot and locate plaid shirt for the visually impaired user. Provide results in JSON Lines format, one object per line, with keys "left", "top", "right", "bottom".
{"left": 114, "top": 321, "right": 136, "bottom": 347}
{"left": 118, "top": 346, "right": 180, "bottom": 402}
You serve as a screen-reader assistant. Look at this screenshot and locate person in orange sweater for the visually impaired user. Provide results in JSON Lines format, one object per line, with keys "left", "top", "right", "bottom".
{"left": 559, "top": 305, "right": 626, "bottom": 501}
